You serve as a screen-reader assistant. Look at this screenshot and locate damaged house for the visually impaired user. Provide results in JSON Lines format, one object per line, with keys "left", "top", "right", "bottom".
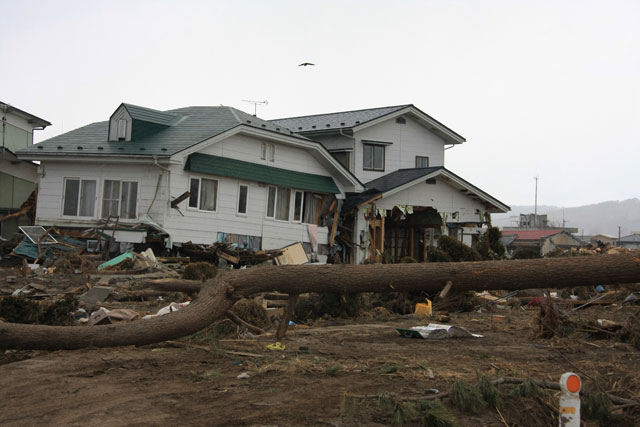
{"left": 272, "top": 105, "right": 509, "bottom": 263}
{"left": 1, "top": 101, "right": 51, "bottom": 239}
{"left": 15, "top": 103, "right": 363, "bottom": 260}
{"left": 16, "top": 102, "right": 508, "bottom": 264}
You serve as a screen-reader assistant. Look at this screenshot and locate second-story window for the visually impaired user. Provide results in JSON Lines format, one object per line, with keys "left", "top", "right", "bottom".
{"left": 415, "top": 156, "right": 429, "bottom": 168}
{"left": 363, "top": 143, "right": 385, "bottom": 171}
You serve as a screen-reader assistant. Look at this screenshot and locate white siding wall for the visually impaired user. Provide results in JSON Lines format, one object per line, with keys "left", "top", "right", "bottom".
{"left": 195, "top": 133, "right": 331, "bottom": 176}
{"left": 35, "top": 160, "right": 167, "bottom": 226}
{"left": 35, "top": 134, "right": 339, "bottom": 250}
{"left": 166, "top": 133, "right": 336, "bottom": 247}
{"left": 375, "top": 177, "right": 486, "bottom": 219}
{"left": 354, "top": 117, "right": 446, "bottom": 183}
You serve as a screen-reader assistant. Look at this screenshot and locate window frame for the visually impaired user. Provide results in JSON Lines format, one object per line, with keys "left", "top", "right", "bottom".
{"left": 101, "top": 179, "right": 140, "bottom": 220}
{"left": 187, "top": 176, "right": 219, "bottom": 212}
{"left": 415, "top": 156, "right": 429, "bottom": 168}
{"left": 292, "top": 190, "right": 304, "bottom": 223}
{"left": 265, "top": 185, "right": 292, "bottom": 222}
{"left": 61, "top": 177, "right": 98, "bottom": 219}
{"left": 363, "top": 143, "right": 385, "bottom": 171}
{"left": 237, "top": 183, "right": 249, "bottom": 216}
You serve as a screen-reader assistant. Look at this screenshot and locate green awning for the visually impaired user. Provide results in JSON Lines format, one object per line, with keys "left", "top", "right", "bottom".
{"left": 185, "top": 153, "right": 340, "bottom": 194}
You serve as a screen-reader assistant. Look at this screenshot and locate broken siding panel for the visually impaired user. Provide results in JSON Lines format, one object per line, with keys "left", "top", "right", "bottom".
{"left": 262, "top": 222, "right": 329, "bottom": 250}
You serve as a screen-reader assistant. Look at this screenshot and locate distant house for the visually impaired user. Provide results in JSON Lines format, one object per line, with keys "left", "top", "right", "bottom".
{"left": 272, "top": 105, "right": 509, "bottom": 263}
{"left": 578, "top": 234, "right": 618, "bottom": 246}
{"left": 618, "top": 233, "right": 640, "bottom": 250}
{"left": 0, "top": 102, "right": 51, "bottom": 239}
{"left": 16, "top": 103, "right": 362, "bottom": 258}
{"left": 501, "top": 229, "right": 583, "bottom": 256}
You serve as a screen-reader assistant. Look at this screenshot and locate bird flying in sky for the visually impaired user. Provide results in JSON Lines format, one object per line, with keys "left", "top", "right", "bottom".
{"left": 298, "top": 62, "right": 315, "bottom": 67}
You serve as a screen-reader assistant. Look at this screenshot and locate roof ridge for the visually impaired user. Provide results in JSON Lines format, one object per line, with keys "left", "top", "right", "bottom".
{"left": 272, "top": 104, "right": 412, "bottom": 121}
{"left": 227, "top": 106, "right": 241, "bottom": 124}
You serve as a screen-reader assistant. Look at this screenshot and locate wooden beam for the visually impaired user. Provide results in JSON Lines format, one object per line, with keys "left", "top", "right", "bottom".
{"left": 275, "top": 294, "right": 299, "bottom": 340}
{"left": 329, "top": 209, "right": 340, "bottom": 247}
{"left": 171, "top": 191, "right": 190, "bottom": 208}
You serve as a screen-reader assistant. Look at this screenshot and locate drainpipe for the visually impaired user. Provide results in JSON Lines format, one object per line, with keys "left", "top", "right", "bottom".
{"left": 147, "top": 156, "right": 171, "bottom": 215}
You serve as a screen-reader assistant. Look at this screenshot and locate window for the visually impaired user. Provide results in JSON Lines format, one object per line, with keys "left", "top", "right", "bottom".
{"left": 395, "top": 117, "right": 406, "bottom": 124}
{"left": 237, "top": 184, "right": 248, "bottom": 215}
{"left": 293, "top": 190, "right": 304, "bottom": 222}
{"left": 415, "top": 156, "right": 429, "bottom": 168}
{"left": 332, "top": 151, "right": 351, "bottom": 170}
{"left": 261, "top": 142, "right": 275, "bottom": 162}
{"left": 102, "top": 180, "right": 138, "bottom": 219}
{"left": 363, "top": 143, "right": 385, "bottom": 171}
{"left": 266, "top": 186, "right": 291, "bottom": 221}
{"left": 62, "top": 178, "right": 97, "bottom": 217}
{"left": 117, "top": 119, "right": 127, "bottom": 140}
{"left": 188, "top": 177, "right": 218, "bottom": 211}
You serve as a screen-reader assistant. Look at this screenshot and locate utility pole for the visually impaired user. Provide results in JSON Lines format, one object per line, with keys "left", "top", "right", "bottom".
{"left": 534, "top": 176, "right": 539, "bottom": 228}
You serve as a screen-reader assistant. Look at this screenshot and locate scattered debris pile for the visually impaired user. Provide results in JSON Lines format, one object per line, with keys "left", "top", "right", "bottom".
{"left": 180, "top": 241, "right": 283, "bottom": 266}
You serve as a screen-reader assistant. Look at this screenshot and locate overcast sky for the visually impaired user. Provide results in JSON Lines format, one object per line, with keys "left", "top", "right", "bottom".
{"left": 2, "top": 0, "right": 638, "bottom": 208}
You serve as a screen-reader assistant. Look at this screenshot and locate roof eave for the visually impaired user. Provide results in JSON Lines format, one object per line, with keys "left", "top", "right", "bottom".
{"left": 353, "top": 105, "right": 466, "bottom": 145}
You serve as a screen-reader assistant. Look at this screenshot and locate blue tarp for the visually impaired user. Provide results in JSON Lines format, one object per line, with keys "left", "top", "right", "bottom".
{"left": 12, "top": 235, "right": 85, "bottom": 260}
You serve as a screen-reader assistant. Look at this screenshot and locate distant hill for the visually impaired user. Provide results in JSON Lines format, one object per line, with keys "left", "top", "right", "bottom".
{"left": 492, "top": 198, "right": 640, "bottom": 237}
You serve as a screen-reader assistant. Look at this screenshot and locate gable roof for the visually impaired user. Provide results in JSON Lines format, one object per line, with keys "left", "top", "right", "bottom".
{"left": 271, "top": 105, "right": 411, "bottom": 133}
{"left": 620, "top": 234, "right": 640, "bottom": 243}
{"left": 364, "top": 167, "right": 443, "bottom": 193}
{"left": 17, "top": 105, "right": 305, "bottom": 159}
{"left": 0, "top": 101, "right": 51, "bottom": 128}
{"left": 119, "top": 103, "right": 178, "bottom": 126}
{"left": 271, "top": 104, "right": 466, "bottom": 145}
{"left": 342, "top": 167, "right": 510, "bottom": 213}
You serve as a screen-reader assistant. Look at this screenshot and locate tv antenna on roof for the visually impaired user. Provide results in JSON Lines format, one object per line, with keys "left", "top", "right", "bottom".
{"left": 241, "top": 99, "right": 268, "bottom": 116}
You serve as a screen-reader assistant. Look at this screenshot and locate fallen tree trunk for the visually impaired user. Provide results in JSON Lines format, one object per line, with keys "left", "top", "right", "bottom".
{"left": 1, "top": 253, "right": 639, "bottom": 350}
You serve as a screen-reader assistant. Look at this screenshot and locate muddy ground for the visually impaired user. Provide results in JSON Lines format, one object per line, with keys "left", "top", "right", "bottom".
{"left": 1, "top": 298, "right": 639, "bottom": 426}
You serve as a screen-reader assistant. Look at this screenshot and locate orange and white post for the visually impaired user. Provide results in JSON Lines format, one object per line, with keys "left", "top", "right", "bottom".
{"left": 558, "top": 372, "right": 581, "bottom": 427}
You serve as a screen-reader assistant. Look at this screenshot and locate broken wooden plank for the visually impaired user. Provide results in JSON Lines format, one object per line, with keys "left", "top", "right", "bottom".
{"left": 171, "top": 191, "right": 190, "bottom": 208}
{"left": 329, "top": 209, "right": 339, "bottom": 247}
{"left": 276, "top": 294, "right": 299, "bottom": 340}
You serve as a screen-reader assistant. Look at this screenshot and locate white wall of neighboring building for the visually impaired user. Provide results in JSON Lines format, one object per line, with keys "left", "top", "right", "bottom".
{"left": 34, "top": 160, "right": 167, "bottom": 227}
{"left": 353, "top": 116, "right": 446, "bottom": 183}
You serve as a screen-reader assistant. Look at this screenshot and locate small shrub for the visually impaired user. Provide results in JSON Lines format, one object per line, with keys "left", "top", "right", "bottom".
{"left": 414, "top": 400, "right": 458, "bottom": 427}
{"left": 437, "top": 235, "right": 482, "bottom": 262}
{"left": 451, "top": 379, "right": 486, "bottom": 413}
{"left": 582, "top": 392, "right": 612, "bottom": 421}
{"left": 478, "top": 375, "right": 502, "bottom": 408}
{"left": 426, "top": 246, "right": 453, "bottom": 263}
{"left": 510, "top": 379, "right": 543, "bottom": 398}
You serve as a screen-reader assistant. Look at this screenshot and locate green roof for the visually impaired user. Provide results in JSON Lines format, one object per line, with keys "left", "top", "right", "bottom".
{"left": 17, "top": 105, "right": 304, "bottom": 158}
{"left": 185, "top": 153, "right": 340, "bottom": 194}
{"left": 121, "top": 103, "right": 177, "bottom": 126}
